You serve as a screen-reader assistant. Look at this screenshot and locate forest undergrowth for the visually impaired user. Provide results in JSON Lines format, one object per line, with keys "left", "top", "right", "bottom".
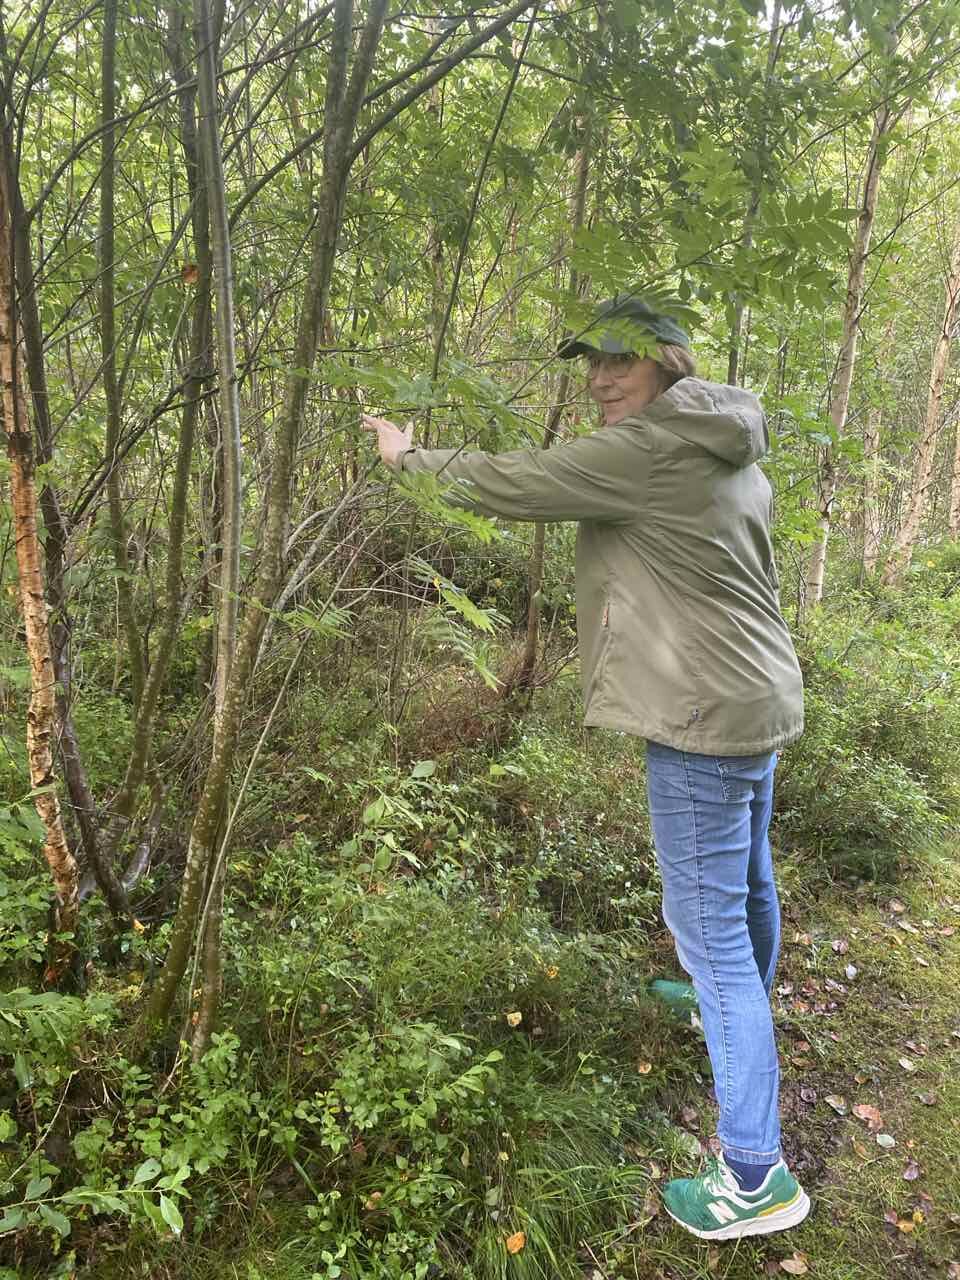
{"left": 3, "top": 552, "right": 960, "bottom": 1280}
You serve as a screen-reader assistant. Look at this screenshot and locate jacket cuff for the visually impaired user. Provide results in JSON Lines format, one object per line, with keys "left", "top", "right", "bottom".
{"left": 389, "top": 447, "right": 417, "bottom": 474}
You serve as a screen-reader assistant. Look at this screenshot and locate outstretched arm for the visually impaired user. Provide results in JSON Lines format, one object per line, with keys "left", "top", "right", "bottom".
{"left": 362, "top": 412, "right": 650, "bottom": 524}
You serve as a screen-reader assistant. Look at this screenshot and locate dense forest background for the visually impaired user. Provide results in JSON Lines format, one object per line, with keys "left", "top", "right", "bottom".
{"left": 2, "top": 0, "right": 960, "bottom": 1276}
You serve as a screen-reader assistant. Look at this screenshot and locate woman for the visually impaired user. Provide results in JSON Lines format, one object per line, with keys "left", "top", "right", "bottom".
{"left": 362, "top": 294, "right": 808, "bottom": 1241}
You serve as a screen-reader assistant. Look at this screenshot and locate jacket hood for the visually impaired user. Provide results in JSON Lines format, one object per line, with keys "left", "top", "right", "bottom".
{"left": 634, "top": 377, "right": 769, "bottom": 468}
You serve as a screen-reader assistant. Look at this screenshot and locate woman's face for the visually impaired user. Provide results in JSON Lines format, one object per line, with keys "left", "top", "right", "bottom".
{"left": 585, "top": 353, "right": 663, "bottom": 426}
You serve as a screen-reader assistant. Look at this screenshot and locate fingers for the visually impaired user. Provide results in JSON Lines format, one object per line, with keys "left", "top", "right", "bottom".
{"left": 361, "top": 412, "right": 405, "bottom": 435}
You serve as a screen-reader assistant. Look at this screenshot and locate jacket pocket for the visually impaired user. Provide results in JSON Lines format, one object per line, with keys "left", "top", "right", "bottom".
{"left": 592, "top": 597, "right": 614, "bottom": 705}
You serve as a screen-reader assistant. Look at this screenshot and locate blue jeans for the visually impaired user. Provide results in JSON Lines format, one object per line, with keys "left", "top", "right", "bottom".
{"left": 645, "top": 741, "right": 782, "bottom": 1165}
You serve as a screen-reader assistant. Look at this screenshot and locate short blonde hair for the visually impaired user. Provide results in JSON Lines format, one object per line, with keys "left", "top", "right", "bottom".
{"left": 656, "top": 342, "right": 697, "bottom": 391}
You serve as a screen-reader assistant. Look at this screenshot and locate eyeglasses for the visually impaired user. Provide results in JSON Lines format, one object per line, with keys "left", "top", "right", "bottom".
{"left": 583, "top": 352, "right": 638, "bottom": 378}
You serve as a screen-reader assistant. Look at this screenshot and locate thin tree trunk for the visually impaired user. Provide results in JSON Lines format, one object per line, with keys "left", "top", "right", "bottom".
{"left": 511, "top": 106, "right": 593, "bottom": 695}
{"left": 727, "top": 0, "right": 782, "bottom": 387}
{"left": 100, "top": 0, "right": 146, "bottom": 709}
{"left": 804, "top": 100, "right": 896, "bottom": 610}
{"left": 862, "top": 404, "right": 884, "bottom": 574}
{"left": 0, "top": 161, "right": 79, "bottom": 982}
{"left": 0, "top": 101, "right": 129, "bottom": 918}
{"left": 142, "top": 0, "right": 390, "bottom": 1037}
{"left": 950, "top": 413, "right": 960, "bottom": 538}
{"left": 883, "top": 228, "right": 960, "bottom": 584}
{"left": 101, "top": 5, "right": 212, "bottom": 840}
{"left": 190, "top": 0, "right": 244, "bottom": 1058}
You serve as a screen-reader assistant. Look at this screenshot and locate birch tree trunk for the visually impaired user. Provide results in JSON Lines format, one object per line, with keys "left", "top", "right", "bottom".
{"left": 883, "top": 228, "right": 960, "bottom": 584}
{"left": 803, "top": 101, "right": 896, "bottom": 610}
{"left": 0, "top": 162, "right": 79, "bottom": 981}
{"left": 0, "top": 101, "right": 130, "bottom": 918}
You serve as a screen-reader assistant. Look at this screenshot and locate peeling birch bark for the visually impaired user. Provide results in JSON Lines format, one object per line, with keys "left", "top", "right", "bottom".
{"left": 0, "top": 165, "right": 79, "bottom": 978}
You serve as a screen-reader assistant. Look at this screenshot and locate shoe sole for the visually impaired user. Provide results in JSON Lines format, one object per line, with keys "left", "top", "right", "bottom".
{"left": 664, "top": 1188, "right": 811, "bottom": 1240}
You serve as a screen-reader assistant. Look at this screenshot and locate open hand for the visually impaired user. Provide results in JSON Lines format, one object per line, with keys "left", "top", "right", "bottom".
{"left": 361, "top": 413, "right": 413, "bottom": 468}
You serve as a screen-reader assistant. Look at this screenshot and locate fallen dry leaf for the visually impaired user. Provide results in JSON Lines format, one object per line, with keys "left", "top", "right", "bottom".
{"left": 637, "top": 1061, "right": 653, "bottom": 1075}
{"left": 903, "top": 1161, "right": 921, "bottom": 1181}
{"left": 890, "top": 898, "right": 907, "bottom": 914}
{"left": 896, "top": 1219, "right": 915, "bottom": 1234}
{"left": 853, "top": 1103, "right": 882, "bottom": 1131}
{"left": 707, "top": 1246, "right": 721, "bottom": 1273}
{"left": 917, "top": 1091, "right": 938, "bottom": 1106}
{"left": 364, "top": 1191, "right": 383, "bottom": 1211}
{"left": 884, "top": 1209, "right": 899, "bottom": 1226}
{"left": 832, "top": 938, "right": 849, "bottom": 954}
{"left": 780, "top": 1253, "right": 809, "bottom": 1275}
{"left": 640, "top": 1186, "right": 660, "bottom": 1220}
{"left": 877, "top": 1133, "right": 896, "bottom": 1149}
{"left": 852, "top": 1138, "right": 870, "bottom": 1159}
{"left": 800, "top": 1086, "right": 817, "bottom": 1103}
{"left": 505, "top": 1231, "right": 526, "bottom": 1254}
{"left": 825, "top": 1094, "right": 847, "bottom": 1115}
{"left": 898, "top": 1057, "right": 916, "bottom": 1073}
{"left": 946, "top": 1263, "right": 960, "bottom": 1279}
{"left": 505, "top": 1011, "right": 522, "bottom": 1028}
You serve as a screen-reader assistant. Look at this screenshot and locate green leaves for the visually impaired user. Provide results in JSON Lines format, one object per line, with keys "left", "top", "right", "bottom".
{"left": 131, "top": 1157, "right": 162, "bottom": 1186}
{"left": 158, "top": 1194, "right": 183, "bottom": 1234}
{"left": 37, "top": 1203, "right": 71, "bottom": 1237}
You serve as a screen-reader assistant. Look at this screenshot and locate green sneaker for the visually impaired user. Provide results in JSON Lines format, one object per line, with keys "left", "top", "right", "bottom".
{"left": 647, "top": 978, "right": 702, "bottom": 1029}
{"left": 662, "top": 1154, "right": 810, "bottom": 1240}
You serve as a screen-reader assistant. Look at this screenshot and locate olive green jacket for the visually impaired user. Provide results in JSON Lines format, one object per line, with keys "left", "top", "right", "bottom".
{"left": 393, "top": 377, "right": 803, "bottom": 755}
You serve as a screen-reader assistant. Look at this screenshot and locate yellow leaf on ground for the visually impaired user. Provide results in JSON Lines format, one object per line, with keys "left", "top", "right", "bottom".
{"left": 505, "top": 1011, "right": 522, "bottom": 1027}
{"left": 505, "top": 1231, "right": 526, "bottom": 1254}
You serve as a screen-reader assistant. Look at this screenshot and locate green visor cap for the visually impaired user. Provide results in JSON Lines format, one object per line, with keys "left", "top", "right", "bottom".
{"left": 558, "top": 294, "right": 691, "bottom": 358}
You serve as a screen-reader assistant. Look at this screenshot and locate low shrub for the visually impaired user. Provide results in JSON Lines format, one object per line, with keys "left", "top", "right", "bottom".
{"left": 775, "top": 593, "right": 960, "bottom": 878}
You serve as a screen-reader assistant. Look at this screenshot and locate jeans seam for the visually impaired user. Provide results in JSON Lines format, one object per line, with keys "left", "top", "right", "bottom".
{"left": 683, "top": 753, "right": 732, "bottom": 1139}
